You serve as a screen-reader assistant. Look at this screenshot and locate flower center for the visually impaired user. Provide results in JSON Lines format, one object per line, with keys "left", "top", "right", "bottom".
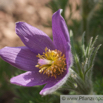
{"left": 35, "top": 47, "right": 66, "bottom": 78}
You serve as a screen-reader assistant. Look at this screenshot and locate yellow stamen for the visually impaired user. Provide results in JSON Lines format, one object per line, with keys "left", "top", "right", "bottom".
{"left": 35, "top": 47, "right": 66, "bottom": 78}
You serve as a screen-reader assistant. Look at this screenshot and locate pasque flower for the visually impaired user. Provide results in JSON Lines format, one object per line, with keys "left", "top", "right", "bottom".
{"left": 0, "top": 9, "right": 73, "bottom": 95}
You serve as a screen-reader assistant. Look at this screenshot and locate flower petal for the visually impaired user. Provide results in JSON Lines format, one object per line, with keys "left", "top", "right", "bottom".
{"left": 0, "top": 46, "right": 39, "bottom": 71}
{"left": 10, "top": 71, "right": 50, "bottom": 86}
{"left": 16, "top": 22, "right": 55, "bottom": 54}
{"left": 52, "top": 9, "right": 70, "bottom": 53}
{"left": 66, "top": 43, "right": 73, "bottom": 69}
{"left": 52, "top": 9, "right": 73, "bottom": 69}
{"left": 40, "top": 70, "right": 70, "bottom": 95}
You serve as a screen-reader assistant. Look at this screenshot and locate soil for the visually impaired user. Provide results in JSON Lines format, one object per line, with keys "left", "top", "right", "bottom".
{"left": 0, "top": 0, "right": 53, "bottom": 49}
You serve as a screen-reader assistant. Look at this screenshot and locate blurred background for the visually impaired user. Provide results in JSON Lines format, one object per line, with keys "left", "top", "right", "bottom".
{"left": 0, "top": 0, "right": 103, "bottom": 103}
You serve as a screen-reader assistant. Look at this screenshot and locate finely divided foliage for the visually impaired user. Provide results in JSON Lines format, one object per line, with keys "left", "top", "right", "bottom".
{"left": 64, "top": 31, "right": 101, "bottom": 94}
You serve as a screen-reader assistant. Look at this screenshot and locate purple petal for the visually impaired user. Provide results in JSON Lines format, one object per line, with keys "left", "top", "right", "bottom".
{"left": 40, "top": 70, "right": 70, "bottom": 95}
{"left": 66, "top": 43, "right": 73, "bottom": 69}
{"left": 0, "top": 46, "right": 39, "bottom": 71}
{"left": 52, "top": 9, "right": 70, "bottom": 52}
{"left": 52, "top": 9, "right": 72, "bottom": 69}
{"left": 16, "top": 22, "right": 55, "bottom": 54}
{"left": 10, "top": 71, "right": 50, "bottom": 86}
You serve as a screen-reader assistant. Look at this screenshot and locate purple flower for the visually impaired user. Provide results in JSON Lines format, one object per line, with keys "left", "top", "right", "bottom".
{"left": 0, "top": 9, "right": 73, "bottom": 95}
